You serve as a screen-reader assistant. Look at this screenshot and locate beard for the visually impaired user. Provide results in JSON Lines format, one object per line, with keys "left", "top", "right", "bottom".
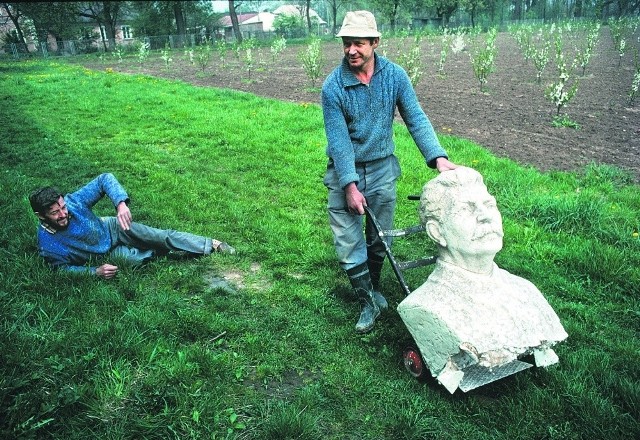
{"left": 44, "top": 216, "right": 70, "bottom": 231}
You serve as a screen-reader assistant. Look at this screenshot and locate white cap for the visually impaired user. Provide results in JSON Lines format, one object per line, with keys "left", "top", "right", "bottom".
{"left": 336, "top": 11, "right": 381, "bottom": 38}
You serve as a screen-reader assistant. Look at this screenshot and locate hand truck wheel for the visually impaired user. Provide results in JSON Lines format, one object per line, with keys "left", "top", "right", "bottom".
{"left": 403, "top": 345, "right": 427, "bottom": 380}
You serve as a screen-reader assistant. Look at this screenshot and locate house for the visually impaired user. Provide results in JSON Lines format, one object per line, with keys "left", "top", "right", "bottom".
{"left": 218, "top": 12, "right": 258, "bottom": 41}
{"left": 218, "top": 4, "right": 327, "bottom": 41}
{"left": 240, "top": 12, "right": 276, "bottom": 34}
{"left": 0, "top": 3, "right": 134, "bottom": 55}
{"left": 272, "top": 4, "right": 327, "bottom": 25}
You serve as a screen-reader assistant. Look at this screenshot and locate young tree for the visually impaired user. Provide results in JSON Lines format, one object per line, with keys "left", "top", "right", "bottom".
{"left": 300, "top": 38, "right": 323, "bottom": 87}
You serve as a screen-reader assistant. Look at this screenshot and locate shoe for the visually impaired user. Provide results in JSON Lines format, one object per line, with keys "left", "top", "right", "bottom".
{"left": 347, "top": 264, "right": 381, "bottom": 334}
{"left": 372, "top": 290, "right": 388, "bottom": 312}
{"left": 212, "top": 239, "right": 236, "bottom": 254}
{"left": 355, "top": 292, "right": 380, "bottom": 334}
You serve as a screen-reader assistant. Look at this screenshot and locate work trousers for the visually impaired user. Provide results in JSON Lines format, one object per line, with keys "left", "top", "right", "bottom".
{"left": 103, "top": 217, "right": 213, "bottom": 266}
{"left": 324, "top": 155, "right": 401, "bottom": 271}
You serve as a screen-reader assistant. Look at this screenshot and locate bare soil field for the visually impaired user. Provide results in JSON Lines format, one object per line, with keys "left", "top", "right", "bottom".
{"left": 79, "top": 29, "right": 640, "bottom": 182}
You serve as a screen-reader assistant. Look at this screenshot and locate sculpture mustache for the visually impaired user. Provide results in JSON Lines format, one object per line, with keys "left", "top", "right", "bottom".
{"left": 471, "top": 224, "right": 504, "bottom": 241}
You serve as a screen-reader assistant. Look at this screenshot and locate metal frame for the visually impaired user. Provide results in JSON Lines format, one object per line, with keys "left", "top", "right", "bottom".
{"left": 363, "top": 205, "right": 436, "bottom": 296}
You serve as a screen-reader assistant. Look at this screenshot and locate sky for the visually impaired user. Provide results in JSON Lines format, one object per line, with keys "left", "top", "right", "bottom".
{"left": 210, "top": 1, "right": 228, "bottom": 13}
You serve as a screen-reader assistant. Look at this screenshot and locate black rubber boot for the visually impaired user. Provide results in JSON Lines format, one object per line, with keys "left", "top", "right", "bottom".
{"left": 367, "top": 253, "right": 388, "bottom": 312}
{"left": 347, "top": 263, "right": 380, "bottom": 334}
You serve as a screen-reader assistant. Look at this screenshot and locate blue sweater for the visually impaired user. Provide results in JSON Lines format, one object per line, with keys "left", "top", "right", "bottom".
{"left": 322, "top": 53, "right": 447, "bottom": 189}
{"left": 37, "top": 173, "right": 129, "bottom": 274}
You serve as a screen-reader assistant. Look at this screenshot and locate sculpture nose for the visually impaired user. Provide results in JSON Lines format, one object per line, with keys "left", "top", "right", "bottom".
{"left": 476, "top": 205, "right": 492, "bottom": 222}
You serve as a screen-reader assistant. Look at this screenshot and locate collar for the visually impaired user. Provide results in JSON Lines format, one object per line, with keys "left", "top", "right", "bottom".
{"left": 340, "top": 52, "right": 386, "bottom": 87}
{"left": 39, "top": 212, "right": 72, "bottom": 235}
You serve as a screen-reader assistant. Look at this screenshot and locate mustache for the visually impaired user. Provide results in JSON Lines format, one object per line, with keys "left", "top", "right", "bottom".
{"left": 471, "top": 225, "right": 504, "bottom": 240}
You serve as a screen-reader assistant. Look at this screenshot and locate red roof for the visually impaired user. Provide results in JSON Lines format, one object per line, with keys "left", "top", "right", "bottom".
{"left": 219, "top": 13, "right": 258, "bottom": 27}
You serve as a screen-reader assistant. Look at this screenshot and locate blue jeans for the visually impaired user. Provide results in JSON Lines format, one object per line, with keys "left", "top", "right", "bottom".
{"left": 324, "top": 155, "right": 401, "bottom": 271}
{"left": 103, "top": 217, "right": 213, "bottom": 266}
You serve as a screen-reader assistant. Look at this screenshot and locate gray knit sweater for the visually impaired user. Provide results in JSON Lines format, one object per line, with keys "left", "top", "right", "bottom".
{"left": 322, "top": 53, "right": 447, "bottom": 189}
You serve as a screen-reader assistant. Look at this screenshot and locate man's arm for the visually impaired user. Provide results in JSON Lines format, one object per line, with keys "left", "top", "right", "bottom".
{"left": 394, "top": 66, "right": 450, "bottom": 168}
{"left": 322, "top": 77, "right": 360, "bottom": 189}
{"left": 69, "top": 173, "right": 130, "bottom": 211}
{"left": 70, "top": 173, "right": 132, "bottom": 229}
{"left": 42, "top": 250, "right": 119, "bottom": 279}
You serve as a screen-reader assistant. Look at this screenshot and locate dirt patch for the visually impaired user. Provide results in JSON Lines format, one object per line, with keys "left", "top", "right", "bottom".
{"left": 243, "top": 367, "right": 321, "bottom": 399}
{"left": 204, "top": 262, "right": 271, "bottom": 292}
{"left": 78, "top": 29, "right": 640, "bottom": 182}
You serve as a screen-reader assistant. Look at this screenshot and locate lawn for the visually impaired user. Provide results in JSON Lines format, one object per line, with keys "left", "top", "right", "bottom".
{"left": 0, "top": 60, "right": 638, "bottom": 439}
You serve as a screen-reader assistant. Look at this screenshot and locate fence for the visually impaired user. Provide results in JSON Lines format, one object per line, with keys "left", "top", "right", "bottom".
{"left": 0, "top": 27, "right": 316, "bottom": 60}
{"left": 2, "top": 33, "right": 215, "bottom": 59}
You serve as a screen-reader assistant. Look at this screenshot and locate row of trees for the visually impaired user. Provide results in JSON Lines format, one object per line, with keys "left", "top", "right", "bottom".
{"left": 0, "top": 1, "right": 221, "bottom": 52}
{"left": 326, "top": 0, "right": 639, "bottom": 34}
{"left": 2, "top": 1, "right": 638, "bottom": 55}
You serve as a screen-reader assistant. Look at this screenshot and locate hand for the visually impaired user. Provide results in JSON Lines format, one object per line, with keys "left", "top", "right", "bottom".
{"left": 116, "top": 201, "right": 132, "bottom": 231}
{"left": 345, "top": 182, "right": 367, "bottom": 215}
{"left": 96, "top": 263, "right": 118, "bottom": 279}
{"left": 435, "top": 157, "right": 458, "bottom": 172}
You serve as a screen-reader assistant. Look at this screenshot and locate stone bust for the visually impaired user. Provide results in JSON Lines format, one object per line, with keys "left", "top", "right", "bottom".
{"left": 397, "top": 167, "right": 567, "bottom": 393}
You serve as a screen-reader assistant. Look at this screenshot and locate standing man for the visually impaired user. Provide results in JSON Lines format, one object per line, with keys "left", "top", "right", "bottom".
{"left": 322, "top": 11, "right": 457, "bottom": 333}
{"left": 30, "top": 173, "right": 235, "bottom": 279}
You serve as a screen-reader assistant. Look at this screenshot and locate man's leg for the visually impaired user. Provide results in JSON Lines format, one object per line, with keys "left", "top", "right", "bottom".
{"left": 362, "top": 155, "right": 400, "bottom": 312}
{"left": 326, "top": 196, "right": 380, "bottom": 333}
{"left": 324, "top": 158, "right": 399, "bottom": 333}
{"left": 109, "top": 245, "right": 155, "bottom": 266}
{"left": 104, "top": 217, "right": 214, "bottom": 257}
{"left": 346, "top": 262, "right": 380, "bottom": 333}
{"left": 325, "top": 163, "right": 377, "bottom": 332}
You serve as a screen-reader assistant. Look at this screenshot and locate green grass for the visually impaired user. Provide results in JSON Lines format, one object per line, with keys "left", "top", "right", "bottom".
{"left": 1, "top": 60, "right": 638, "bottom": 440}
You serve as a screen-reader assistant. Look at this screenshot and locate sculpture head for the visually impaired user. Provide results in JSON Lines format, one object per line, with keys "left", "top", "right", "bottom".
{"left": 419, "top": 167, "right": 504, "bottom": 268}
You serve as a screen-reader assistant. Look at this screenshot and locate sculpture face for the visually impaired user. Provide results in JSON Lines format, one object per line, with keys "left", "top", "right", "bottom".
{"left": 439, "top": 184, "right": 504, "bottom": 259}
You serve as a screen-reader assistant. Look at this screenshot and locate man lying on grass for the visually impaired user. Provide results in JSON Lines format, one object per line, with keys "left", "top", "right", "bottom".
{"left": 29, "top": 173, "right": 235, "bottom": 279}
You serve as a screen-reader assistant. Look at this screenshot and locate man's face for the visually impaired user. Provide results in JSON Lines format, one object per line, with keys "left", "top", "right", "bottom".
{"left": 440, "top": 185, "right": 504, "bottom": 258}
{"left": 342, "top": 37, "right": 378, "bottom": 71}
{"left": 39, "top": 196, "right": 69, "bottom": 230}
